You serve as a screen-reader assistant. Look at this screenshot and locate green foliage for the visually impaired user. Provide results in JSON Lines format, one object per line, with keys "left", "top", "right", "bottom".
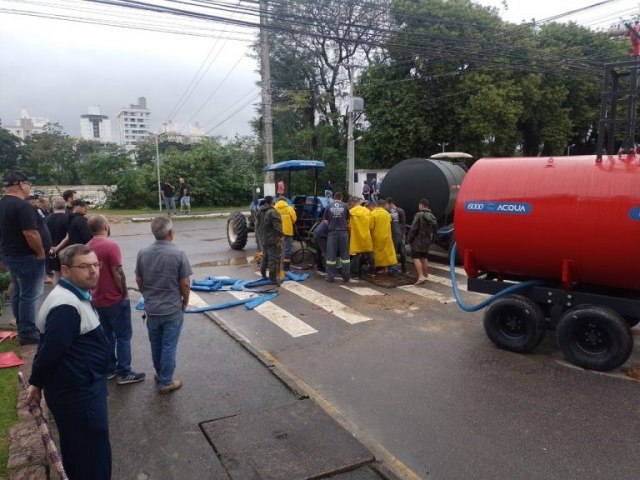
{"left": 0, "top": 128, "right": 21, "bottom": 172}
{"left": 20, "top": 123, "right": 80, "bottom": 184}
{"left": 78, "top": 145, "right": 131, "bottom": 185}
{"left": 355, "top": 0, "right": 630, "bottom": 163}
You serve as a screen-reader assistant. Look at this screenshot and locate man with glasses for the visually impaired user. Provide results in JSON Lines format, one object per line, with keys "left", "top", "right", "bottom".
{"left": 0, "top": 170, "right": 45, "bottom": 345}
{"left": 26, "top": 244, "right": 112, "bottom": 479}
{"left": 135, "top": 216, "right": 192, "bottom": 394}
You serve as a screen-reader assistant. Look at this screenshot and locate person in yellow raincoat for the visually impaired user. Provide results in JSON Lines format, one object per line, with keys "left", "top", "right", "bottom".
{"left": 275, "top": 196, "right": 297, "bottom": 271}
{"left": 368, "top": 200, "right": 397, "bottom": 271}
{"left": 348, "top": 197, "right": 375, "bottom": 278}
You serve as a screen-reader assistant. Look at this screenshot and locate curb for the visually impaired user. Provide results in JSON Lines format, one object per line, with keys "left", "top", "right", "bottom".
{"left": 131, "top": 212, "right": 250, "bottom": 223}
{"left": 200, "top": 309, "right": 404, "bottom": 480}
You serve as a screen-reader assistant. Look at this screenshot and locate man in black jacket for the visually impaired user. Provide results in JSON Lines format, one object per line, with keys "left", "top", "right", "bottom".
{"left": 26, "top": 244, "right": 112, "bottom": 479}
{"left": 67, "top": 199, "right": 93, "bottom": 245}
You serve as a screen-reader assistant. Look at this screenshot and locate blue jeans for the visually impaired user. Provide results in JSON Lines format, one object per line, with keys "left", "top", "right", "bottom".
{"left": 163, "top": 197, "right": 177, "bottom": 215}
{"left": 4, "top": 255, "right": 45, "bottom": 341}
{"left": 146, "top": 311, "right": 184, "bottom": 387}
{"left": 283, "top": 236, "right": 293, "bottom": 261}
{"left": 95, "top": 300, "right": 133, "bottom": 377}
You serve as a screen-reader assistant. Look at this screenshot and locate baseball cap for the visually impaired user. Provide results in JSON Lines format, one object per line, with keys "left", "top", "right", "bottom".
{"left": 3, "top": 170, "right": 29, "bottom": 187}
{"left": 72, "top": 199, "right": 91, "bottom": 207}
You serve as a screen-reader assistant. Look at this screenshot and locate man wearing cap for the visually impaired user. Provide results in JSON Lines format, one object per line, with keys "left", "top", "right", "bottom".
{"left": 0, "top": 170, "right": 46, "bottom": 345}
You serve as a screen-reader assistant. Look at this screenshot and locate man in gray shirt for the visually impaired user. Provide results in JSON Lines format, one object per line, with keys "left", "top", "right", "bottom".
{"left": 135, "top": 216, "right": 192, "bottom": 394}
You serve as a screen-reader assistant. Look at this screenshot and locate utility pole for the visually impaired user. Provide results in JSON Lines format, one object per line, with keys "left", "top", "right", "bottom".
{"left": 155, "top": 134, "right": 162, "bottom": 212}
{"left": 347, "top": 85, "right": 355, "bottom": 197}
{"left": 438, "top": 141, "right": 449, "bottom": 153}
{"left": 260, "top": 0, "right": 275, "bottom": 197}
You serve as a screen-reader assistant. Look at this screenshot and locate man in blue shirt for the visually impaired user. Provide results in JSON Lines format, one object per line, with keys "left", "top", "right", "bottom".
{"left": 26, "top": 244, "right": 112, "bottom": 480}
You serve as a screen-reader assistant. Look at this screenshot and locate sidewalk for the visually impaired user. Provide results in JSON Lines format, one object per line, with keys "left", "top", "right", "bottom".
{"left": 3, "top": 290, "right": 394, "bottom": 479}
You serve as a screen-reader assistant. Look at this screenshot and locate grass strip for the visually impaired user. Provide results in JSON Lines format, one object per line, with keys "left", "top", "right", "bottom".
{"left": 0, "top": 339, "right": 20, "bottom": 480}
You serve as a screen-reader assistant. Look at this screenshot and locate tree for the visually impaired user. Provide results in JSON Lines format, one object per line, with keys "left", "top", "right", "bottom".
{"left": 0, "top": 127, "right": 22, "bottom": 172}
{"left": 20, "top": 123, "right": 79, "bottom": 184}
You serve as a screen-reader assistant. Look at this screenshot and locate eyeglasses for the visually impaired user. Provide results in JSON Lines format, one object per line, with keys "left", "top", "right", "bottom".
{"left": 68, "top": 262, "right": 102, "bottom": 271}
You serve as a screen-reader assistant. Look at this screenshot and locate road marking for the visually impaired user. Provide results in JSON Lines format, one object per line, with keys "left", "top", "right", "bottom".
{"left": 398, "top": 285, "right": 455, "bottom": 304}
{"left": 429, "top": 263, "right": 466, "bottom": 277}
{"left": 226, "top": 291, "right": 318, "bottom": 337}
{"left": 340, "top": 285, "right": 385, "bottom": 296}
{"left": 426, "top": 274, "right": 468, "bottom": 291}
{"left": 188, "top": 291, "right": 209, "bottom": 308}
{"left": 192, "top": 279, "right": 317, "bottom": 337}
{"left": 281, "top": 282, "right": 372, "bottom": 324}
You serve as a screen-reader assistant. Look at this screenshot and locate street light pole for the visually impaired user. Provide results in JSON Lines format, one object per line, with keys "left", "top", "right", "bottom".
{"left": 155, "top": 134, "right": 162, "bottom": 212}
{"left": 438, "top": 142, "right": 449, "bottom": 153}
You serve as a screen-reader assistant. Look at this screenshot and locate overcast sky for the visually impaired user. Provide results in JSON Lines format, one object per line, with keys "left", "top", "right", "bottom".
{"left": 1, "top": 0, "right": 638, "bottom": 140}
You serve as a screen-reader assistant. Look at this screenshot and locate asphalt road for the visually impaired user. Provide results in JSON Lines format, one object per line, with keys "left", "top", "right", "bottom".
{"left": 111, "top": 217, "right": 640, "bottom": 480}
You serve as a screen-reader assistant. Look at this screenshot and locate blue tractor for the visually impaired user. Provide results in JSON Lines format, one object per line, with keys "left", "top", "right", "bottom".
{"left": 227, "top": 160, "right": 330, "bottom": 250}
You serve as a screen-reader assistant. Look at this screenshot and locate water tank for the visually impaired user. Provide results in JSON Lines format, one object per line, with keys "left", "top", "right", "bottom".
{"left": 455, "top": 155, "right": 640, "bottom": 291}
{"left": 380, "top": 158, "right": 467, "bottom": 224}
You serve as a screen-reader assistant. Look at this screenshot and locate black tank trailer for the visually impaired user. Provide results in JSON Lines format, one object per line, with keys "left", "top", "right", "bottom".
{"left": 379, "top": 155, "right": 469, "bottom": 259}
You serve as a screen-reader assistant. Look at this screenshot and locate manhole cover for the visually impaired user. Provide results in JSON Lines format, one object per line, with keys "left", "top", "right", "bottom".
{"left": 201, "top": 399, "right": 374, "bottom": 480}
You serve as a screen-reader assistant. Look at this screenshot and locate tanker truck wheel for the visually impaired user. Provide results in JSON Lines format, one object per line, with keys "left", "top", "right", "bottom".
{"left": 483, "top": 295, "right": 547, "bottom": 353}
{"left": 556, "top": 306, "right": 632, "bottom": 371}
{"left": 227, "top": 211, "right": 248, "bottom": 250}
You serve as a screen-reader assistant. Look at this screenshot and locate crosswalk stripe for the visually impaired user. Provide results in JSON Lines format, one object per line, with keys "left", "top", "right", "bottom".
{"left": 340, "top": 285, "right": 385, "bottom": 296}
{"left": 192, "top": 278, "right": 317, "bottom": 337}
{"left": 426, "top": 274, "right": 468, "bottom": 291}
{"left": 226, "top": 291, "right": 318, "bottom": 337}
{"left": 281, "top": 282, "right": 372, "bottom": 324}
{"left": 429, "top": 263, "right": 466, "bottom": 277}
{"left": 398, "top": 285, "right": 455, "bottom": 304}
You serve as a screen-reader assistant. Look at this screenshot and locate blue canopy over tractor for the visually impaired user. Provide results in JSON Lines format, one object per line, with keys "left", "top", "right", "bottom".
{"left": 263, "top": 160, "right": 325, "bottom": 172}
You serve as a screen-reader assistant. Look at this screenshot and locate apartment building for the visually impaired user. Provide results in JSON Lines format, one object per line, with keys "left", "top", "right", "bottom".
{"left": 80, "top": 105, "right": 112, "bottom": 143}
{"left": 4, "top": 109, "right": 49, "bottom": 140}
{"left": 116, "top": 97, "right": 151, "bottom": 150}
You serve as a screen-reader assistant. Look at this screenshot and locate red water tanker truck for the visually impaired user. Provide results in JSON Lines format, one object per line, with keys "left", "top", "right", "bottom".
{"left": 452, "top": 59, "right": 640, "bottom": 371}
{"left": 453, "top": 153, "right": 640, "bottom": 371}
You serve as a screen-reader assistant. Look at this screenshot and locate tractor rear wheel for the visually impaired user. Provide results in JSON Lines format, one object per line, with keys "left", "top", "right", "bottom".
{"left": 227, "top": 211, "right": 248, "bottom": 250}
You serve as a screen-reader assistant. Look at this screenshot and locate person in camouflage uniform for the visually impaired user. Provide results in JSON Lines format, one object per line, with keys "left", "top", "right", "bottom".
{"left": 407, "top": 198, "right": 438, "bottom": 285}
{"left": 256, "top": 196, "right": 283, "bottom": 286}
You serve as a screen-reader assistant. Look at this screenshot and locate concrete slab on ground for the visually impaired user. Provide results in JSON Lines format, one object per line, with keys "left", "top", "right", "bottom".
{"left": 201, "top": 398, "right": 374, "bottom": 480}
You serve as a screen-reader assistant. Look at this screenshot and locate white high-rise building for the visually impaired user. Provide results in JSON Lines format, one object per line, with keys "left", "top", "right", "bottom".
{"left": 116, "top": 97, "right": 151, "bottom": 150}
{"left": 4, "top": 109, "right": 49, "bottom": 140}
{"left": 80, "top": 105, "right": 111, "bottom": 143}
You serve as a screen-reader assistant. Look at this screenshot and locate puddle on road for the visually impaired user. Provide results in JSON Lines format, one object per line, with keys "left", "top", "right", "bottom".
{"left": 193, "top": 257, "right": 253, "bottom": 268}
